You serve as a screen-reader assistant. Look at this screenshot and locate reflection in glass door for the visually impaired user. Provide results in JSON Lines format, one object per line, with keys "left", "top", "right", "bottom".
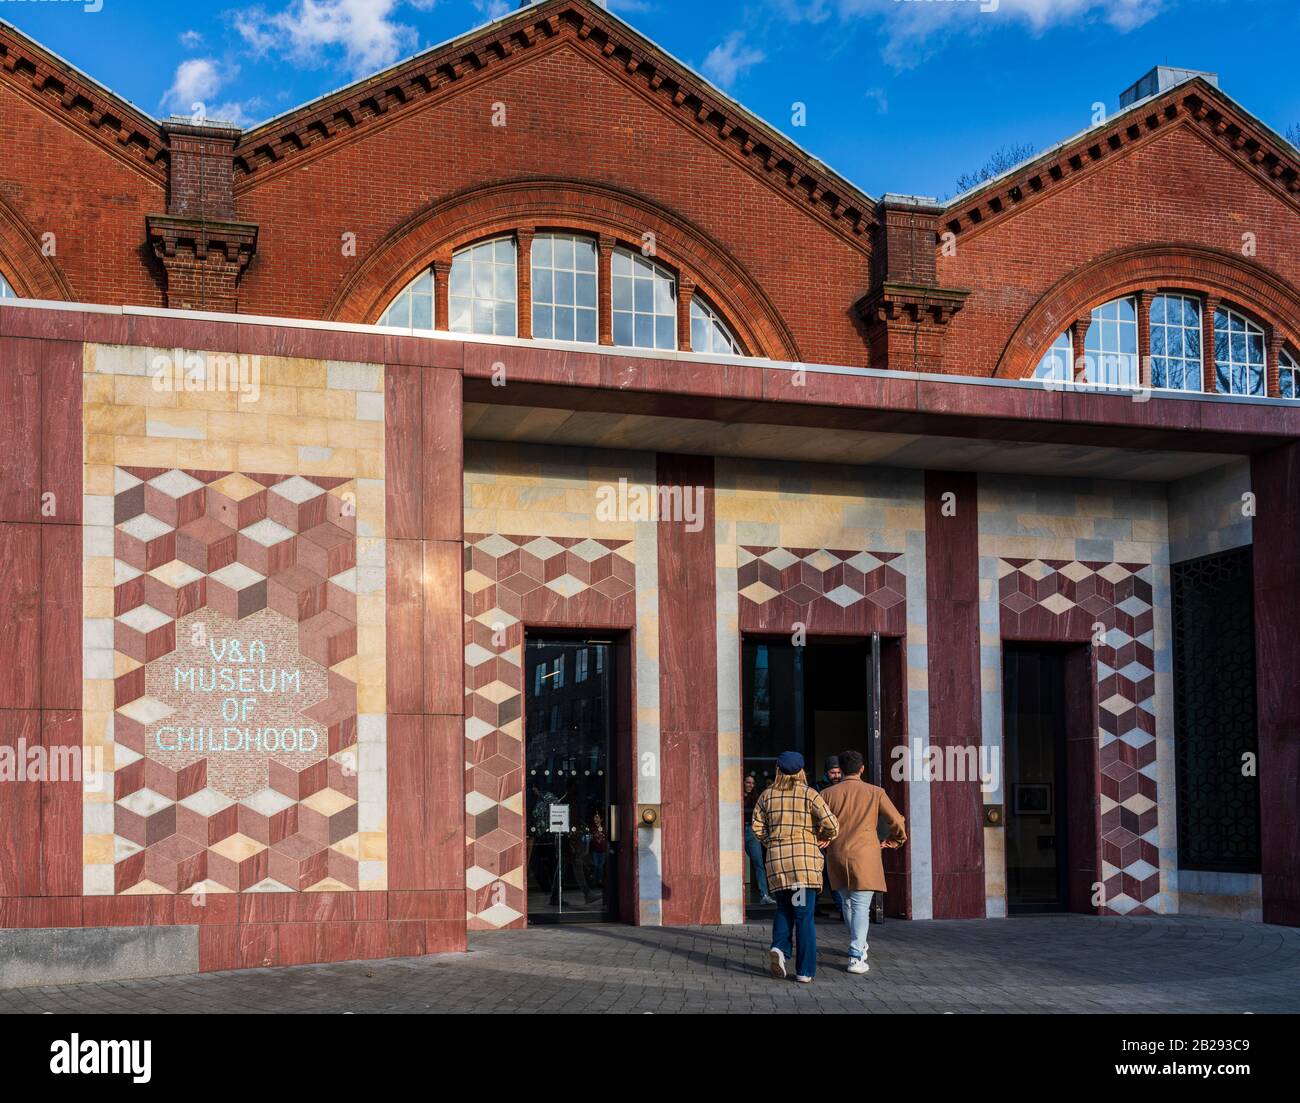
{"left": 524, "top": 636, "right": 619, "bottom": 923}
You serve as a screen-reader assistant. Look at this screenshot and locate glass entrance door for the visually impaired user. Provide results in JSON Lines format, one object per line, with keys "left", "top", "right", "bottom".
{"left": 524, "top": 636, "right": 619, "bottom": 923}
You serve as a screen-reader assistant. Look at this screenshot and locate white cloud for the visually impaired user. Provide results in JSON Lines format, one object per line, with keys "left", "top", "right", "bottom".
{"left": 161, "top": 58, "right": 260, "bottom": 128}
{"left": 701, "top": 31, "right": 766, "bottom": 90}
{"left": 776, "top": 0, "right": 1168, "bottom": 69}
{"left": 234, "top": 0, "right": 423, "bottom": 79}
{"left": 471, "top": 0, "right": 511, "bottom": 20}
{"left": 180, "top": 30, "right": 205, "bottom": 49}
{"left": 865, "top": 86, "right": 888, "bottom": 114}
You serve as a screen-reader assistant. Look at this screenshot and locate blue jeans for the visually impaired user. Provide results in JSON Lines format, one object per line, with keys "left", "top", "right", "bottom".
{"left": 771, "top": 888, "right": 818, "bottom": 978}
{"left": 743, "top": 829, "right": 769, "bottom": 899}
{"left": 840, "top": 889, "right": 874, "bottom": 962}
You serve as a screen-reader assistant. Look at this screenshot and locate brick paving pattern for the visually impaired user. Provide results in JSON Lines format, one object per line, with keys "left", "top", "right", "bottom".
{"left": 3, "top": 915, "right": 1298, "bottom": 1014}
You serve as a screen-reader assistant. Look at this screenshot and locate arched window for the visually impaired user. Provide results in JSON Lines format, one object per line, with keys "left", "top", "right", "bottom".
{"left": 377, "top": 268, "right": 434, "bottom": 331}
{"left": 1214, "top": 306, "right": 1266, "bottom": 397}
{"left": 1084, "top": 296, "right": 1138, "bottom": 386}
{"left": 450, "top": 237, "right": 517, "bottom": 337}
{"left": 690, "top": 295, "right": 741, "bottom": 355}
{"left": 531, "top": 234, "right": 597, "bottom": 343}
{"left": 612, "top": 248, "right": 676, "bottom": 350}
{"left": 1150, "top": 293, "right": 1202, "bottom": 391}
{"left": 1032, "top": 331, "right": 1073, "bottom": 381}
{"left": 0, "top": 273, "right": 15, "bottom": 299}
{"left": 1279, "top": 347, "right": 1299, "bottom": 400}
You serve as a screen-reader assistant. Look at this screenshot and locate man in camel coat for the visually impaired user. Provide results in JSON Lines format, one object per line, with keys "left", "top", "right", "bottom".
{"left": 820, "top": 749, "right": 907, "bottom": 975}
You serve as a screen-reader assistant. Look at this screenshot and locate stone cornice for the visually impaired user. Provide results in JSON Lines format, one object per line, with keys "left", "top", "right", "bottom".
{"left": 943, "top": 79, "right": 1300, "bottom": 242}
{"left": 229, "top": 0, "right": 874, "bottom": 246}
{"left": 146, "top": 214, "right": 259, "bottom": 268}
{"left": 0, "top": 21, "right": 166, "bottom": 182}
{"left": 855, "top": 282, "right": 970, "bottom": 326}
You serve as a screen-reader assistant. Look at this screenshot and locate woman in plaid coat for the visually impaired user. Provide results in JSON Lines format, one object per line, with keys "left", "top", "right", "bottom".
{"left": 751, "top": 751, "right": 839, "bottom": 982}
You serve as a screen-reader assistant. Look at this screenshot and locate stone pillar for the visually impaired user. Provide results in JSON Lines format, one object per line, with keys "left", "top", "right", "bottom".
{"left": 433, "top": 260, "right": 452, "bottom": 332}
{"left": 1201, "top": 295, "right": 1221, "bottom": 393}
{"left": 1137, "top": 288, "right": 1153, "bottom": 388}
{"left": 597, "top": 234, "right": 615, "bottom": 346}
{"left": 676, "top": 277, "right": 695, "bottom": 352}
{"left": 1070, "top": 316, "right": 1092, "bottom": 381}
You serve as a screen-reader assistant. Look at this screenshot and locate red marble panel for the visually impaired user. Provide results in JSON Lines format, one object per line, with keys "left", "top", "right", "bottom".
{"left": 1252, "top": 443, "right": 1300, "bottom": 926}
{"left": 656, "top": 452, "right": 720, "bottom": 926}
{"left": 0, "top": 523, "right": 41, "bottom": 710}
{"left": 38, "top": 710, "right": 81, "bottom": 897}
{"left": 41, "top": 523, "right": 81, "bottom": 710}
{"left": 924, "top": 471, "right": 985, "bottom": 919}
{"left": 387, "top": 715, "right": 463, "bottom": 891}
{"left": 422, "top": 539, "right": 464, "bottom": 717}
{"left": 41, "top": 339, "right": 82, "bottom": 525}
{"left": 422, "top": 367, "right": 463, "bottom": 543}
{"left": 0, "top": 896, "right": 83, "bottom": 927}
{"left": 386, "top": 539, "right": 425, "bottom": 715}
{"left": 0, "top": 337, "right": 41, "bottom": 524}
{"left": 384, "top": 363, "right": 423, "bottom": 541}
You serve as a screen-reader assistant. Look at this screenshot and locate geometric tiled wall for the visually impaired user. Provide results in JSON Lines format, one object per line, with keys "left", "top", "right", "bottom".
{"left": 83, "top": 345, "right": 387, "bottom": 897}
{"left": 997, "top": 556, "right": 1162, "bottom": 914}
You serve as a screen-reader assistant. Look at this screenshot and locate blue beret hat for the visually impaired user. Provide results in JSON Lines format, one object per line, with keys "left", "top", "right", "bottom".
{"left": 776, "top": 751, "right": 804, "bottom": 774}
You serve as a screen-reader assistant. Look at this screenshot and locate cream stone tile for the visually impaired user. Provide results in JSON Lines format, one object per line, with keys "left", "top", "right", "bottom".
{"left": 237, "top": 443, "right": 298, "bottom": 475}
{"left": 83, "top": 374, "right": 114, "bottom": 405}
{"left": 354, "top": 448, "right": 383, "bottom": 479}
{"left": 114, "top": 652, "right": 142, "bottom": 677}
{"left": 268, "top": 414, "right": 329, "bottom": 446}
{"left": 85, "top": 434, "right": 115, "bottom": 464}
{"left": 83, "top": 710, "right": 113, "bottom": 745}
{"left": 176, "top": 388, "right": 238, "bottom": 412}
{"left": 146, "top": 409, "right": 209, "bottom": 440}
{"left": 328, "top": 420, "right": 383, "bottom": 452}
{"left": 84, "top": 464, "right": 116, "bottom": 497}
{"left": 176, "top": 440, "right": 238, "bottom": 470}
{"left": 85, "top": 587, "right": 114, "bottom": 619}
{"left": 207, "top": 411, "right": 270, "bottom": 444}
{"left": 85, "top": 404, "right": 146, "bottom": 437}
{"left": 83, "top": 835, "right": 115, "bottom": 864}
{"left": 357, "top": 683, "right": 385, "bottom": 716}
{"left": 358, "top": 832, "right": 387, "bottom": 862}
{"left": 242, "top": 384, "right": 298, "bottom": 416}
{"left": 114, "top": 375, "right": 176, "bottom": 408}
{"left": 84, "top": 556, "right": 115, "bottom": 589}
{"left": 114, "top": 436, "right": 178, "bottom": 467}
{"left": 261, "top": 356, "right": 326, "bottom": 389}
{"left": 297, "top": 389, "right": 355, "bottom": 420}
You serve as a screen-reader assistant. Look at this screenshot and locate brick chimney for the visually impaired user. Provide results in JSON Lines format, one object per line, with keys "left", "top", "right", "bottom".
{"left": 856, "top": 194, "right": 969, "bottom": 373}
{"left": 146, "top": 118, "right": 259, "bottom": 312}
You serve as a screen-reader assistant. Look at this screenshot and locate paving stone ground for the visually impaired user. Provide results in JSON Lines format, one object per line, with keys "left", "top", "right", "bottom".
{"left": 2, "top": 914, "right": 1298, "bottom": 1014}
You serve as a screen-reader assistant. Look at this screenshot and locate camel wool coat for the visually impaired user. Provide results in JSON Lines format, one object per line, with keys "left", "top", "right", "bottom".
{"left": 820, "top": 777, "right": 907, "bottom": 893}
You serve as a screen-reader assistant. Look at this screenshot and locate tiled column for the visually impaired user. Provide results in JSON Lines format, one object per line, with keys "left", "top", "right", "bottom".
{"left": 656, "top": 452, "right": 720, "bottom": 926}
{"left": 924, "top": 470, "right": 985, "bottom": 919}
{"left": 597, "top": 234, "right": 615, "bottom": 347}
{"left": 1251, "top": 441, "right": 1300, "bottom": 926}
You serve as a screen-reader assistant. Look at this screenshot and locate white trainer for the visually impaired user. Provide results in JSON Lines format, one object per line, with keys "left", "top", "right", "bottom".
{"left": 847, "top": 958, "right": 870, "bottom": 975}
{"left": 795, "top": 975, "right": 813, "bottom": 983}
{"left": 768, "top": 948, "right": 787, "bottom": 979}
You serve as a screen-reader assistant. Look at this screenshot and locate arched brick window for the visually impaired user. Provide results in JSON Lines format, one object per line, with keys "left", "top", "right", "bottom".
{"left": 1084, "top": 296, "right": 1139, "bottom": 386}
{"left": 0, "top": 272, "right": 15, "bottom": 299}
{"left": 1280, "top": 347, "right": 1299, "bottom": 400}
{"left": 1033, "top": 331, "right": 1073, "bottom": 380}
{"left": 690, "top": 294, "right": 742, "bottom": 355}
{"left": 1213, "top": 305, "right": 1266, "bottom": 397}
{"left": 450, "top": 237, "right": 517, "bottom": 337}
{"left": 611, "top": 248, "right": 676, "bottom": 350}
{"left": 1150, "top": 293, "right": 1203, "bottom": 392}
{"left": 377, "top": 268, "right": 433, "bottom": 332}
{"left": 531, "top": 233, "right": 598, "bottom": 344}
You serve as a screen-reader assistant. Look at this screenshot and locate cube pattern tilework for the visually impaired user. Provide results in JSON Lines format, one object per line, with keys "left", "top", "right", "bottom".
{"left": 997, "top": 557, "right": 1161, "bottom": 916}
{"left": 463, "top": 531, "right": 635, "bottom": 930}
{"left": 82, "top": 346, "right": 388, "bottom": 897}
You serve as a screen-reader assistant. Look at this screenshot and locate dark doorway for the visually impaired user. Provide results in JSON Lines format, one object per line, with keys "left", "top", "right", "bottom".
{"left": 741, "top": 636, "right": 885, "bottom": 917}
{"left": 523, "top": 635, "right": 625, "bottom": 923}
{"left": 1002, "top": 643, "right": 1099, "bottom": 914}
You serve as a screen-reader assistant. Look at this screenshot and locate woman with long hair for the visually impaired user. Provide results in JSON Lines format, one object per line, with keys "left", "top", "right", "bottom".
{"left": 751, "top": 751, "right": 839, "bottom": 983}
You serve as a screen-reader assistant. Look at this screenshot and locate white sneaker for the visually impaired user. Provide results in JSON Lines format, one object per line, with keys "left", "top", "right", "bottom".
{"left": 795, "top": 975, "right": 813, "bottom": 983}
{"left": 847, "top": 958, "right": 870, "bottom": 975}
{"left": 768, "top": 948, "right": 787, "bottom": 979}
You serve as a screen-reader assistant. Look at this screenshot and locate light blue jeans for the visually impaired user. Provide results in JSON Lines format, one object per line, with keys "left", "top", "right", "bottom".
{"left": 840, "top": 890, "right": 874, "bottom": 962}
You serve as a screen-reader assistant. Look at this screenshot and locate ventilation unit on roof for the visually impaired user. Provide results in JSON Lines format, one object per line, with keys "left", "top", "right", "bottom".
{"left": 1119, "top": 66, "right": 1218, "bottom": 108}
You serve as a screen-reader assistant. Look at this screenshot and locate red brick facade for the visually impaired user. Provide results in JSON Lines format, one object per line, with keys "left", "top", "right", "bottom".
{"left": 4, "top": 2, "right": 1300, "bottom": 388}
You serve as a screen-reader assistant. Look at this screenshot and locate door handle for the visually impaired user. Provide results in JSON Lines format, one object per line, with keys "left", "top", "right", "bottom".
{"left": 609, "top": 805, "right": 618, "bottom": 843}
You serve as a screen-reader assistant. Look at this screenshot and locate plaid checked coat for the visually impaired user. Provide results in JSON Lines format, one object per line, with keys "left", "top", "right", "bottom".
{"left": 750, "top": 774, "right": 840, "bottom": 892}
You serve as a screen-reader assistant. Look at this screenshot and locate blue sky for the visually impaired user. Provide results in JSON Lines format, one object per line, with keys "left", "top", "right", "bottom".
{"left": 6, "top": 0, "right": 1300, "bottom": 199}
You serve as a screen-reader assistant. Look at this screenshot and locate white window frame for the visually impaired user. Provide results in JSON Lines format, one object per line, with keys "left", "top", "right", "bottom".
{"left": 376, "top": 267, "right": 434, "bottom": 332}
{"left": 1084, "top": 296, "right": 1139, "bottom": 387}
{"left": 1032, "top": 331, "right": 1073, "bottom": 381}
{"left": 1149, "top": 293, "right": 1203, "bottom": 392}
{"left": 0, "top": 273, "right": 15, "bottom": 300}
{"left": 450, "top": 236, "right": 517, "bottom": 338}
{"left": 1213, "top": 305, "right": 1267, "bottom": 397}
{"left": 1279, "top": 347, "right": 1299, "bottom": 400}
{"left": 690, "top": 295, "right": 742, "bottom": 355}
{"left": 531, "top": 233, "right": 598, "bottom": 344}
{"left": 611, "top": 248, "right": 677, "bottom": 351}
